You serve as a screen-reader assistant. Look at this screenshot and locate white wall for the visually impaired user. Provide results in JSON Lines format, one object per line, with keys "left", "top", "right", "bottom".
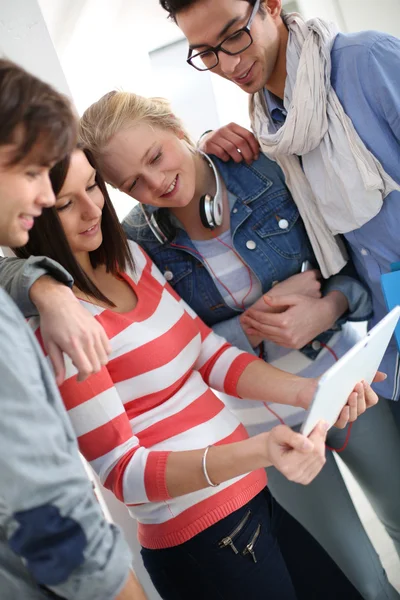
{"left": 299, "top": 0, "right": 400, "bottom": 36}
{"left": 298, "top": 0, "right": 346, "bottom": 26}
{"left": 337, "top": 0, "right": 400, "bottom": 37}
{"left": 0, "top": 0, "right": 70, "bottom": 94}
{"left": 38, "top": 0, "right": 155, "bottom": 115}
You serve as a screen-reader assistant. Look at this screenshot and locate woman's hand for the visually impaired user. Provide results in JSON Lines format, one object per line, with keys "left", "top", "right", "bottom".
{"left": 296, "top": 374, "right": 383, "bottom": 429}
{"left": 332, "top": 378, "right": 382, "bottom": 428}
{"left": 265, "top": 422, "right": 328, "bottom": 484}
{"left": 198, "top": 123, "right": 260, "bottom": 164}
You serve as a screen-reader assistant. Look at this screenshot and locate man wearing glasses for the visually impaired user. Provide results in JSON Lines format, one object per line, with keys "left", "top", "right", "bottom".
{"left": 185, "top": 0, "right": 260, "bottom": 73}
{"left": 159, "top": 1, "right": 400, "bottom": 599}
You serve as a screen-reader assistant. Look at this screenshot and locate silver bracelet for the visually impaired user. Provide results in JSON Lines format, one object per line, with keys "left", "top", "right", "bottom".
{"left": 202, "top": 445, "right": 219, "bottom": 487}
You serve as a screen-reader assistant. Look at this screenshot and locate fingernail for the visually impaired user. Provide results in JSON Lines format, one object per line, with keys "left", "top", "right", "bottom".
{"left": 322, "top": 421, "right": 330, "bottom": 431}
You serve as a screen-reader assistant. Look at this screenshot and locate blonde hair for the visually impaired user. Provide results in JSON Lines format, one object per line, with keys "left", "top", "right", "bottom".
{"left": 79, "top": 91, "right": 195, "bottom": 164}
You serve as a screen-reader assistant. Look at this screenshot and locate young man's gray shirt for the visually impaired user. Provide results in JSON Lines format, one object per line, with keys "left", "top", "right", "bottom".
{"left": 0, "top": 286, "right": 132, "bottom": 600}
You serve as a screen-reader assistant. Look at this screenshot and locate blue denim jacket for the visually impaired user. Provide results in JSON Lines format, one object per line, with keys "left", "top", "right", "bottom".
{"left": 123, "top": 154, "right": 372, "bottom": 360}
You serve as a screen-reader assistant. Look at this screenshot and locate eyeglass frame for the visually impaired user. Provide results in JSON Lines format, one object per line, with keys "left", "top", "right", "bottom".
{"left": 186, "top": 0, "right": 261, "bottom": 72}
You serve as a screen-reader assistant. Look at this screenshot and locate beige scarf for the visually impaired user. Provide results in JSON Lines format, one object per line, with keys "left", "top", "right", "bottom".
{"left": 250, "top": 13, "right": 399, "bottom": 278}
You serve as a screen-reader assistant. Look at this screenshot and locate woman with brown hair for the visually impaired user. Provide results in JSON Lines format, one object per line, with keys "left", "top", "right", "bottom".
{"left": 12, "top": 143, "right": 375, "bottom": 600}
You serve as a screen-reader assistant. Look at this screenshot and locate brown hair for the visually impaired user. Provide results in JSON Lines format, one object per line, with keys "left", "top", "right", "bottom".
{"left": 0, "top": 59, "right": 77, "bottom": 166}
{"left": 14, "top": 148, "right": 134, "bottom": 307}
{"left": 79, "top": 90, "right": 194, "bottom": 169}
{"left": 159, "top": 0, "right": 266, "bottom": 23}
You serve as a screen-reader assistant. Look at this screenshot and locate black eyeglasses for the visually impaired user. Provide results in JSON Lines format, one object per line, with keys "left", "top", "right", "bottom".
{"left": 187, "top": 0, "right": 260, "bottom": 72}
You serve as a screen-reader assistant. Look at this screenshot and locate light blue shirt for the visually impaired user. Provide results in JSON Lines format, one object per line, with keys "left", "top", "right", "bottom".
{"left": 265, "top": 30, "right": 400, "bottom": 399}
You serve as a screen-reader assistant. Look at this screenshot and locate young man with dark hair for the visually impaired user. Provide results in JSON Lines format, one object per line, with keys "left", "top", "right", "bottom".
{"left": 0, "top": 59, "right": 146, "bottom": 600}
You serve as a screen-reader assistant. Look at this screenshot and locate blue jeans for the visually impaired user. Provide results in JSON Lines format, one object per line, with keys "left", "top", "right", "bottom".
{"left": 141, "top": 488, "right": 361, "bottom": 600}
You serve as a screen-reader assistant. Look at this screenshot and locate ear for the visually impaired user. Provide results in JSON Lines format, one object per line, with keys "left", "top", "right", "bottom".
{"left": 265, "top": 0, "right": 282, "bottom": 19}
{"left": 176, "top": 128, "right": 186, "bottom": 140}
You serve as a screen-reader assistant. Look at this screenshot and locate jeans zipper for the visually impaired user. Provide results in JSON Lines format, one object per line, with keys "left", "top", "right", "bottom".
{"left": 242, "top": 523, "right": 261, "bottom": 563}
{"left": 218, "top": 510, "right": 251, "bottom": 554}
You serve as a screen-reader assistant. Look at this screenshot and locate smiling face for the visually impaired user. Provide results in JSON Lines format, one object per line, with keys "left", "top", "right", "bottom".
{"left": 55, "top": 150, "right": 104, "bottom": 261}
{"left": 177, "top": 0, "right": 283, "bottom": 95}
{"left": 0, "top": 140, "right": 55, "bottom": 248}
{"left": 101, "top": 122, "right": 198, "bottom": 210}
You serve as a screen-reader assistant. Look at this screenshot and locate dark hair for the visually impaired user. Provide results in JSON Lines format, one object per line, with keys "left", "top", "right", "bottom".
{"left": 14, "top": 148, "right": 134, "bottom": 307}
{"left": 0, "top": 59, "right": 77, "bottom": 166}
{"left": 160, "top": 0, "right": 262, "bottom": 22}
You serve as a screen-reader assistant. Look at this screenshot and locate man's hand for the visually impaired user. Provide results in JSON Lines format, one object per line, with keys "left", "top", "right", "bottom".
{"left": 239, "top": 271, "right": 322, "bottom": 347}
{"left": 241, "top": 292, "right": 347, "bottom": 349}
{"left": 30, "top": 277, "right": 111, "bottom": 384}
{"left": 266, "top": 422, "right": 328, "bottom": 484}
{"left": 198, "top": 123, "right": 260, "bottom": 164}
{"left": 267, "top": 270, "right": 322, "bottom": 300}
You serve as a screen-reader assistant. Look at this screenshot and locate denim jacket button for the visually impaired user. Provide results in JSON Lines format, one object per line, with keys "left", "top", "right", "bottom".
{"left": 164, "top": 270, "right": 174, "bottom": 281}
{"left": 278, "top": 219, "right": 289, "bottom": 230}
{"left": 246, "top": 240, "right": 257, "bottom": 250}
{"left": 233, "top": 208, "right": 238, "bottom": 213}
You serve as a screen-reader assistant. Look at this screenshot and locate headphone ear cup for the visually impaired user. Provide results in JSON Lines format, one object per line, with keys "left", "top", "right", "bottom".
{"left": 199, "top": 195, "right": 211, "bottom": 228}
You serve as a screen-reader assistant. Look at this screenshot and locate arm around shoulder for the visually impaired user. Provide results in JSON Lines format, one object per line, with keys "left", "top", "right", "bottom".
{"left": 0, "top": 254, "right": 73, "bottom": 316}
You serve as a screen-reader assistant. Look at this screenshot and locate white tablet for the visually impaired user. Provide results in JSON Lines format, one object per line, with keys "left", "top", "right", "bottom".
{"left": 300, "top": 306, "right": 400, "bottom": 437}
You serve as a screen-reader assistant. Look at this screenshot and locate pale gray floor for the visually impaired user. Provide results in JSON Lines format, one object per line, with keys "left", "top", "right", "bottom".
{"left": 336, "top": 455, "right": 400, "bottom": 592}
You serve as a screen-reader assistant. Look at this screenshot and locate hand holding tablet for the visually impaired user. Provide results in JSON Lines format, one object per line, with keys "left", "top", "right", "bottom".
{"left": 300, "top": 307, "right": 400, "bottom": 437}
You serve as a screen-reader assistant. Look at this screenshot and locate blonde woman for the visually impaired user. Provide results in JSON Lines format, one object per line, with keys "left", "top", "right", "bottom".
{"left": 76, "top": 91, "right": 400, "bottom": 600}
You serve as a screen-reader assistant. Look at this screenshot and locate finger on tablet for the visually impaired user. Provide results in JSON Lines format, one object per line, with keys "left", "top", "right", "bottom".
{"left": 372, "top": 371, "right": 387, "bottom": 383}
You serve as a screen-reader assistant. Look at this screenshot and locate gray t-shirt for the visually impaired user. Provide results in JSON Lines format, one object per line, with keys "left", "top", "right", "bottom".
{"left": 0, "top": 288, "right": 131, "bottom": 600}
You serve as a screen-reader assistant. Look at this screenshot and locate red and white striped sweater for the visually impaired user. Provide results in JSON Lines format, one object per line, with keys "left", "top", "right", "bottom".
{"left": 30, "top": 241, "right": 266, "bottom": 549}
